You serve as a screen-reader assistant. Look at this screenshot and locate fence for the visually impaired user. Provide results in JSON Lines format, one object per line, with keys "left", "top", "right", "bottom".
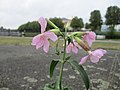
{"left": 0, "top": 29, "right": 21, "bottom": 36}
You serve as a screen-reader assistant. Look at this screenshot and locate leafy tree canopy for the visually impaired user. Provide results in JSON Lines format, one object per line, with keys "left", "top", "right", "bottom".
{"left": 105, "top": 6, "right": 120, "bottom": 26}
{"left": 85, "top": 23, "right": 90, "bottom": 29}
{"left": 70, "top": 16, "right": 84, "bottom": 31}
{"left": 18, "top": 21, "right": 40, "bottom": 32}
{"left": 47, "top": 17, "right": 64, "bottom": 32}
{"left": 89, "top": 10, "right": 103, "bottom": 31}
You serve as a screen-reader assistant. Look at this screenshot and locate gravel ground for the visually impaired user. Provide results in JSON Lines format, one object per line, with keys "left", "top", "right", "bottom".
{"left": 0, "top": 45, "right": 120, "bottom": 90}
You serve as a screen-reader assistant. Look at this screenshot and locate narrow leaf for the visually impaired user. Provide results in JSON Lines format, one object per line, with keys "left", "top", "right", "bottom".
{"left": 43, "top": 84, "right": 54, "bottom": 90}
{"left": 68, "top": 60, "right": 90, "bottom": 90}
{"left": 65, "top": 55, "right": 71, "bottom": 61}
{"left": 47, "top": 19, "right": 59, "bottom": 29}
{"left": 55, "top": 38, "right": 60, "bottom": 55}
{"left": 50, "top": 60, "right": 59, "bottom": 78}
{"left": 67, "top": 36, "right": 72, "bottom": 45}
{"left": 55, "top": 76, "right": 60, "bottom": 90}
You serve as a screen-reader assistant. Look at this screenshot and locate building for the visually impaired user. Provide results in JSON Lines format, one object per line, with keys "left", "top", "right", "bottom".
{"left": 101, "top": 24, "right": 120, "bottom": 32}
{"left": 0, "top": 26, "right": 21, "bottom": 36}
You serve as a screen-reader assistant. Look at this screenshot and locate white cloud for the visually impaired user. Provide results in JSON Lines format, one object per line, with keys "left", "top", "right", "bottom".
{"left": 0, "top": 0, "right": 119, "bottom": 29}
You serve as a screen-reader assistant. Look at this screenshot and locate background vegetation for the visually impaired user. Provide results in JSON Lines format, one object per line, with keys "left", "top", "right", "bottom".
{"left": 16, "top": 5, "right": 120, "bottom": 39}
{"left": 0, "top": 36, "right": 120, "bottom": 50}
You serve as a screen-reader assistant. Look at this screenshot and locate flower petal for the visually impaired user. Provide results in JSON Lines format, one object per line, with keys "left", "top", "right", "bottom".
{"left": 92, "top": 49, "right": 106, "bottom": 57}
{"left": 88, "top": 31, "right": 96, "bottom": 40}
{"left": 43, "top": 38, "right": 50, "bottom": 53}
{"left": 66, "top": 44, "right": 72, "bottom": 53}
{"left": 72, "top": 46, "right": 78, "bottom": 54}
{"left": 79, "top": 55, "right": 89, "bottom": 64}
{"left": 100, "top": 49, "right": 107, "bottom": 54}
{"left": 90, "top": 54, "right": 100, "bottom": 63}
{"left": 74, "top": 41, "right": 82, "bottom": 49}
{"left": 32, "top": 34, "right": 41, "bottom": 45}
{"left": 32, "top": 34, "right": 44, "bottom": 50}
{"left": 87, "top": 39, "right": 93, "bottom": 47}
{"left": 38, "top": 17, "right": 47, "bottom": 33}
{"left": 90, "top": 49, "right": 107, "bottom": 63}
{"left": 83, "top": 31, "right": 96, "bottom": 47}
{"left": 36, "top": 41, "right": 43, "bottom": 50}
{"left": 44, "top": 31, "right": 58, "bottom": 42}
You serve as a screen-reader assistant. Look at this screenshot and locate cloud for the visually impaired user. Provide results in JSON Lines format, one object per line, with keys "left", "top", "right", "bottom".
{"left": 0, "top": 0, "right": 119, "bottom": 29}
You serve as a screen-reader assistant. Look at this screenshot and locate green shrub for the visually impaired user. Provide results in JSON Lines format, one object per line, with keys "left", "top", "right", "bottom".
{"left": 96, "top": 31, "right": 120, "bottom": 39}
{"left": 24, "top": 32, "right": 39, "bottom": 37}
{"left": 106, "top": 32, "right": 120, "bottom": 39}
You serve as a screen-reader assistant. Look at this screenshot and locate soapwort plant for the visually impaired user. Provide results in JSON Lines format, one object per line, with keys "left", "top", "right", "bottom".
{"left": 32, "top": 17, "right": 106, "bottom": 90}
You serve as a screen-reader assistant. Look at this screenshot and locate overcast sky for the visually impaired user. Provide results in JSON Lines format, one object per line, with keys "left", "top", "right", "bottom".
{"left": 0, "top": 0, "right": 120, "bottom": 29}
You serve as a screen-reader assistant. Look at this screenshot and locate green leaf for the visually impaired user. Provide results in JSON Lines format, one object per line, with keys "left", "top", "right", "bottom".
{"left": 43, "top": 77, "right": 61, "bottom": 90}
{"left": 63, "top": 86, "right": 72, "bottom": 90}
{"left": 50, "top": 60, "right": 59, "bottom": 78}
{"left": 67, "top": 36, "right": 72, "bottom": 45}
{"left": 43, "top": 83, "right": 71, "bottom": 90}
{"left": 65, "top": 55, "right": 71, "bottom": 61}
{"left": 55, "top": 38, "right": 60, "bottom": 55}
{"left": 43, "top": 84, "right": 55, "bottom": 90}
{"left": 55, "top": 76, "right": 60, "bottom": 90}
{"left": 68, "top": 60, "right": 90, "bottom": 90}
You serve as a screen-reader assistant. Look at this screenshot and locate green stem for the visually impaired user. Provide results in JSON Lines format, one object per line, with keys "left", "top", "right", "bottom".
{"left": 47, "top": 19, "right": 59, "bottom": 29}
{"left": 59, "top": 37, "right": 67, "bottom": 90}
{"left": 59, "top": 61, "right": 64, "bottom": 89}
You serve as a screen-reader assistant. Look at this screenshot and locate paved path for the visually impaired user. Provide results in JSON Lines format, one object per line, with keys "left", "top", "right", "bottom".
{"left": 0, "top": 45, "right": 120, "bottom": 90}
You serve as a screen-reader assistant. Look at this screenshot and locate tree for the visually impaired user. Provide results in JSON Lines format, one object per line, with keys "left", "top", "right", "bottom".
{"left": 70, "top": 16, "right": 84, "bottom": 31}
{"left": 46, "top": 17, "right": 64, "bottom": 32}
{"left": 18, "top": 18, "right": 64, "bottom": 33}
{"left": 18, "top": 21, "right": 40, "bottom": 32}
{"left": 85, "top": 23, "right": 90, "bottom": 29}
{"left": 105, "top": 6, "right": 120, "bottom": 38}
{"left": 105, "top": 6, "right": 120, "bottom": 29}
{"left": 18, "top": 24, "right": 26, "bottom": 32}
{"left": 89, "top": 10, "right": 103, "bottom": 31}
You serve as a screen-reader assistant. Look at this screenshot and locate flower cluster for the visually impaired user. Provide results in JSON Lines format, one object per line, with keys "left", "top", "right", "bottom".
{"left": 32, "top": 17, "right": 107, "bottom": 90}
{"left": 66, "top": 40, "right": 81, "bottom": 54}
{"left": 32, "top": 17, "right": 106, "bottom": 64}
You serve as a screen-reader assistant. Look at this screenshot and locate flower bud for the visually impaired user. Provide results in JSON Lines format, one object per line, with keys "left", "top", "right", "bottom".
{"left": 70, "top": 32, "right": 84, "bottom": 37}
{"left": 74, "top": 37, "right": 90, "bottom": 51}
{"left": 47, "top": 19, "right": 59, "bottom": 29}
{"left": 50, "top": 29, "right": 61, "bottom": 35}
{"left": 65, "top": 19, "right": 71, "bottom": 30}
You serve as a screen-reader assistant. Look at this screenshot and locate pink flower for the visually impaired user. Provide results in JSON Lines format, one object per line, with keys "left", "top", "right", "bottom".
{"left": 83, "top": 31, "right": 96, "bottom": 47}
{"left": 32, "top": 17, "right": 58, "bottom": 53}
{"left": 79, "top": 49, "right": 107, "bottom": 64}
{"left": 66, "top": 40, "right": 81, "bottom": 54}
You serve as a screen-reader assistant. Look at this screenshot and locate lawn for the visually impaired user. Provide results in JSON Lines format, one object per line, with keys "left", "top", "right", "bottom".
{"left": 0, "top": 36, "right": 32, "bottom": 45}
{"left": 0, "top": 36, "right": 120, "bottom": 50}
{"left": 92, "top": 42, "right": 120, "bottom": 50}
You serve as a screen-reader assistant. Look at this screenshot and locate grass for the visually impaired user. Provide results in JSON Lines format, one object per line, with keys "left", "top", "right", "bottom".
{"left": 92, "top": 42, "right": 120, "bottom": 50}
{"left": 0, "top": 36, "right": 120, "bottom": 50}
{"left": 0, "top": 36, "right": 32, "bottom": 45}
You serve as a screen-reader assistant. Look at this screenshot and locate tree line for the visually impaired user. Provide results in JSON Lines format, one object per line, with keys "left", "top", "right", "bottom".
{"left": 18, "top": 5, "right": 120, "bottom": 33}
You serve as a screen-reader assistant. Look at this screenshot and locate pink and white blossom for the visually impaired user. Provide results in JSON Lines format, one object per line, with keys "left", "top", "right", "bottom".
{"left": 79, "top": 49, "right": 107, "bottom": 64}
{"left": 66, "top": 40, "right": 81, "bottom": 54}
{"left": 32, "top": 17, "right": 58, "bottom": 53}
{"left": 83, "top": 31, "right": 96, "bottom": 47}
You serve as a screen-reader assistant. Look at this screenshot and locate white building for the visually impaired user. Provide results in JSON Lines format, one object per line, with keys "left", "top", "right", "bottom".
{"left": 101, "top": 24, "right": 120, "bottom": 32}
{"left": 115, "top": 25, "right": 120, "bottom": 32}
